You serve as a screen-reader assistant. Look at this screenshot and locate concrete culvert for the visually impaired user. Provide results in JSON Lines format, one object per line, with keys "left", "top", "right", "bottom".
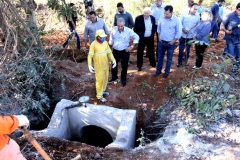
{"left": 33, "top": 98, "right": 136, "bottom": 149}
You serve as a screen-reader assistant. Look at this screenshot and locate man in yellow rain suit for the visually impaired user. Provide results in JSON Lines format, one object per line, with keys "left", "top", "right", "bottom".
{"left": 88, "top": 29, "right": 116, "bottom": 102}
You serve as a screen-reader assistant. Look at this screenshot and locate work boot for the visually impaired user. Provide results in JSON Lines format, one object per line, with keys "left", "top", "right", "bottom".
{"left": 103, "top": 92, "right": 109, "bottom": 97}
{"left": 99, "top": 97, "right": 107, "bottom": 102}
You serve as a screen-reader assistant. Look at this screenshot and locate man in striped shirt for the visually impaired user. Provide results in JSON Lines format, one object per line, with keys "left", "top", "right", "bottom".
{"left": 109, "top": 17, "right": 139, "bottom": 87}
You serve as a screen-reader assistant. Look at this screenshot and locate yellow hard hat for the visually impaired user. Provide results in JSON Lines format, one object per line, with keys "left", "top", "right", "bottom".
{"left": 95, "top": 29, "right": 107, "bottom": 37}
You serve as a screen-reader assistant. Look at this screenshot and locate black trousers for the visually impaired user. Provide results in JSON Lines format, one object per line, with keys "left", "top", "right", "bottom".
{"left": 137, "top": 36, "right": 155, "bottom": 69}
{"left": 195, "top": 44, "right": 208, "bottom": 67}
{"left": 111, "top": 49, "right": 129, "bottom": 83}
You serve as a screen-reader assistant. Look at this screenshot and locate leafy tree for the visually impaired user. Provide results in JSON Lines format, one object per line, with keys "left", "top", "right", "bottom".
{"left": 0, "top": 0, "right": 54, "bottom": 126}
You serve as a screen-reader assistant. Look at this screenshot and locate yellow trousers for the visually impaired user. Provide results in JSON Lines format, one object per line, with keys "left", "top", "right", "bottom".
{"left": 95, "top": 69, "right": 109, "bottom": 99}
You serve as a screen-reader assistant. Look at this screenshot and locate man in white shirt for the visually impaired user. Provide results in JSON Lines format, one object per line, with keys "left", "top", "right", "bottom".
{"left": 150, "top": 0, "right": 165, "bottom": 58}
{"left": 109, "top": 18, "right": 139, "bottom": 87}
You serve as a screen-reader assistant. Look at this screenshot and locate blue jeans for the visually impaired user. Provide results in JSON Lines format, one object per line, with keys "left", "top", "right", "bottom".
{"left": 227, "top": 42, "right": 240, "bottom": 59}
{"left": 156, "top": 41, "right": 175, "bottom": 74}
{"left": 63, "top": 28, "right": 81, "bottom": 49}
{"left": 178, "top": 37, "right": 192, "bottom": 64}
{"left": 211, "top": 21, "right": 219, "bottom": 39}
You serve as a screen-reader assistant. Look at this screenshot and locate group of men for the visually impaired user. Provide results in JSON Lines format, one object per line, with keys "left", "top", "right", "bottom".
{"left": 64, "top": 1, "right": 240, "bottom": 103}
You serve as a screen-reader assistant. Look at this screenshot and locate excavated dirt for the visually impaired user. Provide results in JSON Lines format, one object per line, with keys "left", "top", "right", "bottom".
{"left": 17, "top": 29, "right": 233, "bottom": 160}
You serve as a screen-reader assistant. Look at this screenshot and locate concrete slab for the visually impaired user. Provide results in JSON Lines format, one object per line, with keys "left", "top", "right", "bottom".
{"left": 33, "top": 99, "right": 136, "bottom": 149}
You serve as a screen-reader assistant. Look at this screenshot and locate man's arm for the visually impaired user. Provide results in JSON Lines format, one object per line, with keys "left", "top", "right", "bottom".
{"left": 108, "top": 28, "right": 114, "bottom": 47}
{"left": 128, "top": 13, "right": 135, "bottom": 29}
{"left": 215, "top": 6, "right": 222, "bottom": 22}
{"left": 157, "top": 19, "right": 161, "bottom": 41}
{"left": 130, "top": 29, "right": 139, "bottom": 44}
{"left": 113, "top": 14, "right": 117, "bottom": 27}
{"left": 221, "top": 25, "right": 232, "bottom": 34}
{"left": 133, "top": 16, "right": 138, "bottom": 33}
{"left": 221, "top": 14, "right": 232, "bottom": 34}
{"left": 103, "top": 21, "right": 109, "bottom": 35}
{"left": 83, "top": 25, "right": 89, "bottom": 47}
{"left": 106, "top": 43, "right": 116, "bottom": 62}
{"left": 126, "top": 29, "right": 139, "bottom": 52}
{"left": 181, "top": 15, "right": 188, "bottom": 34}
{"left": 221, "top": 13, "right": 230, "bottom": 31}
{"left": 170, "top": 17, "right": 182, "bottom": 45}
{"left": 152, "top": 16, "right": 157, "bottom": 33}
{"left": 88, "top": 43, "right": 95, "bottom": 67}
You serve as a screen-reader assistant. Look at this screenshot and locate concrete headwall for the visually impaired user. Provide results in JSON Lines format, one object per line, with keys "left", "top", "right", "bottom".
{"left": 33, "top": 99, "right": 136, "bottom": 149}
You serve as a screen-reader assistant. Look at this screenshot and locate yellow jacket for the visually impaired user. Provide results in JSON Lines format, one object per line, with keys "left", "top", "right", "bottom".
{"left": 88, "top": 40, "right": 115, "bottom": 71}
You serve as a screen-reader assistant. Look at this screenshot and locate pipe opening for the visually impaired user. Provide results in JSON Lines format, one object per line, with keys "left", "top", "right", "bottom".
{"left": 71, "top": 125, "right": 113, "bottom": 148}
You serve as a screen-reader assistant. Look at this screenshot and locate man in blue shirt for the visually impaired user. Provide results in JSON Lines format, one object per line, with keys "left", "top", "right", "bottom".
{"left": 153, "top": 5, "right": 182, "bottom": 78}
{"left": 83, "top": 11, "right": 109, "bottom": 47}
{"left": 211, "top": 0, "right": 225, "bottom": 42}
{"left": 222, "top": 3, "right": 240, "bottom": 59}
{"left": 177, "top": 3, "right": 200, "bottom": 67}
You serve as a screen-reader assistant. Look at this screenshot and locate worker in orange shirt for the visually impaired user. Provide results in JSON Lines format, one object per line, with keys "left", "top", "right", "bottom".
{"left": 0, "top": 115, "right": 29, "bottom": 160}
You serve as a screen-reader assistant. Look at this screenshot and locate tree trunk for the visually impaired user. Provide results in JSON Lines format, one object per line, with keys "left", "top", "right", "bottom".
{"left": 0, "top": 5, "right": 7, "bottom": 40}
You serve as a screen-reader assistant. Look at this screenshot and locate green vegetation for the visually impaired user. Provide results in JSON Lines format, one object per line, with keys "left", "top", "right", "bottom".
{"left": 157, "top": 52, "right": 238, "bottom": 129}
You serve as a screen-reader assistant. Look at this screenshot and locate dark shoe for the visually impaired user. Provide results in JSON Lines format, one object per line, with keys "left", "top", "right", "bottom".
{"left": 163, "top": 73, "right": 169, "bottom": 78}
{"left": 103, "top": 92, "right": 109, "bottom": 97}
{"left": 151, "top": 64, "right": 156, "bottom": 67}
{"left": 138, "top": 67, "right": 141, "bottom": 71}
{"left": 122, "top": 81, "right": 126, "bottom": 87}
{"left": 109, "top": 77, "right": 118, "bottom": 82}
{"left": 176, "top": 63, "right": 182, "bottom": 67}
{"left": 144, "top": 54, "right": 148, "bottom": 58}
{"left": 153, "top": 72, "right": 161, "bottom": 77}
